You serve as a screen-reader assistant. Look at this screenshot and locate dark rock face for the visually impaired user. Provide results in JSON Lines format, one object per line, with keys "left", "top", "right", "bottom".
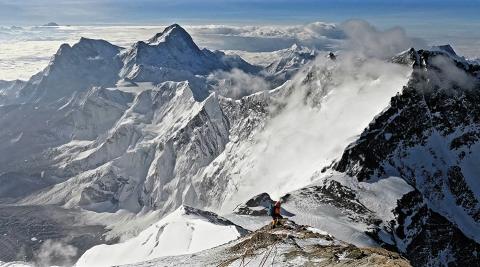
{"left": 333, "top": 48, "right": 480, "bottom": 266}
{"left": 244, "top": 192, "right": 274, "bottom": 208}
{"left": 335, "top": 50, "right": 480, "bottom": 181}
{"left": 295, "top": 180, "right": 373, "bottom": 219}
{"left": 393, "top": 191, "right": 480, "bottom": 266}
{"left": 234, "top": 192, "right": 274, "bottom": 216}
{"left": 447, "top": 166, "right": 480, "bottom": 221}
{"left": 183, "top": 205, "right": 247, "bottom": 233}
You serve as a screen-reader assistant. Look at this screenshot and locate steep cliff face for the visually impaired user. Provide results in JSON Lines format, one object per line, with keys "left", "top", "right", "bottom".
{"left": 21, "top": 82, "right": 232, "bottom": 214}
{"left": 333, "top": 48, "right": 480, "bottom": 265}
{"left": 393, "top": 190, "right": 480, "bottom": 266}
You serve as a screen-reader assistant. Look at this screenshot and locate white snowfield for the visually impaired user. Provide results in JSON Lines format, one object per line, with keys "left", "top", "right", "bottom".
{"left": 0, "top": 262, "right": 33, "bottom": 267}
{"left": 75, "top": 206, "right": 246, "bottom": 267}
{"left": 283, "top": 174, "right": 414, "bottom": 248}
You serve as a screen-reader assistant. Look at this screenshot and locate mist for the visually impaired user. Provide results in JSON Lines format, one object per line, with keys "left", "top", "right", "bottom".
{"left": 341, "top": 19, "right": 426, "bottom": 58}
{"left": 207, "top": 68, "right": 270, "bottom": 99}
{"left": 33, "top": 240, "right": 78, "bottom": 267}
{"left": 221, "top": 21, "right": 414, "bottom": 210}
{"left": 427, "top": 55, "right": 479, "bottom": 90}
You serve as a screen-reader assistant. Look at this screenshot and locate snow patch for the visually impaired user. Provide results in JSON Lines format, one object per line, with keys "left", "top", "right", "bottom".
{"left": 75, "top": 206, "right": 245, "bottom": 267}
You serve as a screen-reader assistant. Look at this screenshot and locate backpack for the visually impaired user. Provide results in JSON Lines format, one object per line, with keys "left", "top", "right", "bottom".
{"left": 267, "top": 203, "right": 275, "bottom": 216}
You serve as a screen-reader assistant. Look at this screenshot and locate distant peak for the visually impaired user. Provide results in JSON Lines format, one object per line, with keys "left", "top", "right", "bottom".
{"left": 78, "top": 37, "right": 110, "bottom": 44}
{"left": 432, "top": 44, "right": 457, "bottom": 56}
{"left": 76, "top": 37, "right": 108, "bottom": 47}
{"left": 147, "top": 23, "right": 195, "bottom": 46}
{"left": 167, "top": 23, "right": 181, "bottom": 30}
{"left": 79, "top": 37, "right": 96, "bottom": 43}
{"left": 287, "top": 43, "right": 313, "bottom": 54}
{"left": 43, "top": 22, "right": 59, "bottom": 27}
{"left": 73, "top": 37, "right": 120, "bottom": 52}
{"left": 290, "top": 43, "right": 299, "bottom": 50}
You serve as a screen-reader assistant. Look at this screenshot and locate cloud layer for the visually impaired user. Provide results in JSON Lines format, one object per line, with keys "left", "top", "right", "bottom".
{"left": 0, "top": 20, "right": 478, "bottom": 81}
{"left": 0, "top": 22, "right": 345, "bottom": 80}
{"left": 190, "top": 22, "right": 344, "bottom": 52}
{"left": 341, "top": 19, "right": 427, "bottom": 58}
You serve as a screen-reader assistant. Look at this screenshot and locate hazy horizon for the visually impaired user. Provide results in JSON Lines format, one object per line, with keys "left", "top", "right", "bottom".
{"left": 1, "top": 0, "right": 480, "bottom": 80}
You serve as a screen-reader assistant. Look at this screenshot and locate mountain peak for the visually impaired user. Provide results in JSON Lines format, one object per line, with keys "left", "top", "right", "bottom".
{"left": 290, "top": 43, "right": 299, "bottom": 50}
{"left": 43, "top": 22, "right": 59, "bottom": 27}
{"left": 147, "top": 24, "right": 196, "bottom": 47}
{"left": 432, "top": 44, "right": 457, "bottom": 56}
{"left": 75, "top": 37, "right": 118, "bottom": 49}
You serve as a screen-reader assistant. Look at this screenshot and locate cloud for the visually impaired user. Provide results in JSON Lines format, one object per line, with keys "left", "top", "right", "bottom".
{"left": 223, "top": 53, "right": 413, "bottom": 208}
{"left": 207, "top": 68, "right": 270, "bottom": 99}
{"left": 341, "top": 19, "right": 427, "bottom": 58}
{"left": 220, "top": 21, "right": 479, "bottom": 209}
{"left": 33, "top": 239, "right": 78, "bottom": 267}
{"left": 427, "top": 55, "right": 478, "bottom": 90}
{"left": 188, "top": 22, "right": 344, "bottom": 52}
{"left": 0, "top": 25, "right": 165, "bottom": 80}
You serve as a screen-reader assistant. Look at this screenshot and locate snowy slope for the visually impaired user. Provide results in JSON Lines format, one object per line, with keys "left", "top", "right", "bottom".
{"left": 265, "top": 43, "right": 317, "bottom": 85}
{"left": 0, "top": 262, "right": 32, "bottom": 267}
{"left": 20, "top": 81, "right": 231, "bottom": 214}
{"left": 20, "top": 37, "right": 123, "bottom": 104}
{"left": 197, "top": 54, "right": 412, "bottom": 214}
{"left": 0, "top": 80, "right": 26, "bottom": 105}
{"left": 75, "top": 206, "right": 247, "bottom": 267}
{"left": 280, "top": 174, "right": 413, "bottom": 248}
{"left": 120, "top": 219, "right": 410, "bottom": 267}
{"left": 224, "top": 172, "right": 413, "bottom": 250}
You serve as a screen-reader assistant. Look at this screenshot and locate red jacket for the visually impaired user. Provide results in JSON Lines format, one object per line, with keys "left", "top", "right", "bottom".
{"left": 274, "top": 205, "right": 281, "bottom": 216}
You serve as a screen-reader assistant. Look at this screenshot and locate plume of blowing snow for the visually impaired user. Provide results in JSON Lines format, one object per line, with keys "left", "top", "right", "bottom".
{"left": 207, "top": 68, "right": 270, "bottom": 99}
{"left": 341, "top": 19, "right": 426, "bottom": 58}
{"left": 33, "top": 240, "right": 78, "bottom": 267}
{"left": 221, "top": 21, "right": 414, "bottom": 210}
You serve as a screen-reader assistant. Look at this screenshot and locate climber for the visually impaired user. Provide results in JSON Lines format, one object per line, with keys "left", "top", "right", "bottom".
{"left": 328, "top": 52, "right": 336, "bottom": 60}
{"left": 269, "top": 200, "right": 283, "bottom": 228}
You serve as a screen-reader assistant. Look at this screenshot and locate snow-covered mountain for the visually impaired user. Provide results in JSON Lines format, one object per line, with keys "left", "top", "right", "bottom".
{"left": 333, "top": 47, "right": 480, "bottom": 266}
{"left": 122, "top": 218, "right": 410, "bottom": 267}
{"left": 0, "top": 23, "right": 479, "bottom": 266}
{"left": 76, "top": 206, "right": 247, "bottom": 267}
{"left": 19, "top": 37, "right": 123, "bottom": 104}
{"left": 264, "top": 43, "right": 317, "bottom": 85}
{"left": 0, "top": 79, "right": 26, "bottom": 104}
{"left": 120, "top": 24, "right": 259, "bottom": 100}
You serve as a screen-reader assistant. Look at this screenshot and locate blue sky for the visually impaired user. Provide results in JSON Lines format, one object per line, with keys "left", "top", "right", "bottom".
{"left": 1, "top": 0, "right": 479, "bottom": 27}
{"left": 2, "top": 0, "right": 480, "bottom": 51}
